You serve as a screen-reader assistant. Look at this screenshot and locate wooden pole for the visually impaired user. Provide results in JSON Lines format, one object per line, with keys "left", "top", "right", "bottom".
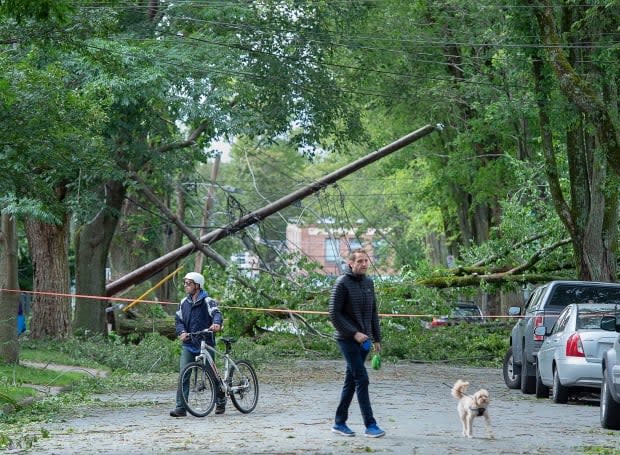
{"left": 106, "top": 124, "right": 440, "bottom": 296}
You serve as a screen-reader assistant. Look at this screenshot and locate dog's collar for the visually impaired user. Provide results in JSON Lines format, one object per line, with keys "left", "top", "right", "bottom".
{"left": 470, "top": 407, "right": 486, "bottom": 417}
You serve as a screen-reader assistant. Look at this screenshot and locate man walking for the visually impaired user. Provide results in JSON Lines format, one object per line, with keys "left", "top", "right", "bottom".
{"left": 328, "top": 248, "right": 385, "bottom": 438}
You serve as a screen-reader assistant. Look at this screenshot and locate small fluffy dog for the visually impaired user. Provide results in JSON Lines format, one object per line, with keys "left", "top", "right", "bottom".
{"left": 451, "top": 379, "right": 494, "bottom": 439}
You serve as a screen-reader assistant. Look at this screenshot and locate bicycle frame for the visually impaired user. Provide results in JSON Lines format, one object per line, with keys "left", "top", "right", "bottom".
{"left": 195, "top": 338, "right": 248, "bottom": 397}
{"left": 181, "top": 329, "right": 258, "bottom": 416}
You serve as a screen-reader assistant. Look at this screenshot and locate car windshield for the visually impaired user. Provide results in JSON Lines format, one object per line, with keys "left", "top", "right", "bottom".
{"left": 452, "top": 306, "right": 481, "bottom": 317}
{"left": 576, "top": 306, "right": 620, "bottom": 330}
{"left": 547, "top": 284, "right": 620, "bottom": 309}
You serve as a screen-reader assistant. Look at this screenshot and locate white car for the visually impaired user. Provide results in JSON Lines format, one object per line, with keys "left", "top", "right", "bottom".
{"left": 601, "top": 312, "right": 620, "bottom": 429}
{"left": 535, "top": 303, "right": 618, "bottom": 403}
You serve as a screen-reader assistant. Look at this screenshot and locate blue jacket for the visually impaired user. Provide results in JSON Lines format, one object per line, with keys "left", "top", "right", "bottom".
{"left": 328, "top": 267, "right": 381, "bottom": 343}
{"left": 175, "top": 289, "right": 223, "bottom": 354}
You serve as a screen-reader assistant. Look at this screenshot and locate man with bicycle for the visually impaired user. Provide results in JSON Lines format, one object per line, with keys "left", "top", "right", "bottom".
{"left": 170, "top": 271, "right": 226, "bottom": 417}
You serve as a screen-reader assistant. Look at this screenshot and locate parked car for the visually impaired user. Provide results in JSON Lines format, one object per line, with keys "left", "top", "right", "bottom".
{"left": 600, "top": 311, "right": 620, "bottom": 430}
{"left": 503, "top": 280, "right": 620, "bottom": 394}
{"left": 430, "top": 303, "right": 484, "bottom": 327}
{"left": 534, "top": 303, "right": 618, "bottom": 403}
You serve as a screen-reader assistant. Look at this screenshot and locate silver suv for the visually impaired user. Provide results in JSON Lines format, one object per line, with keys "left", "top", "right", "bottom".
{"left": 601, "top": 313, "right": 620, "bottom": 429}
{"left": 503, "top": 280, "right": 620, "bottom": 394}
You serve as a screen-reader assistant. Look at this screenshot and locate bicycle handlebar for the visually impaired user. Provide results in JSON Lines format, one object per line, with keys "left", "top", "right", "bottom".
{"left": 187, "top": 329, "right": 214, "bottom": 337}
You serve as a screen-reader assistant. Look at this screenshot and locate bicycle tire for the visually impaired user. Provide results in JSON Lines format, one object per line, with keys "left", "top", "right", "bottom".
{"left": 179, "top": 361, "right": 217, "bottom": 417}
{"left": 228, "top": 360, "right": 259, "bottom": 414}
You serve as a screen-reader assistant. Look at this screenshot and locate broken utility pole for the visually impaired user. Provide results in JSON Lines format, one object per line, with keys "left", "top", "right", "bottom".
{"left": 106, "top": 124, "right": 442, "bottom": 296}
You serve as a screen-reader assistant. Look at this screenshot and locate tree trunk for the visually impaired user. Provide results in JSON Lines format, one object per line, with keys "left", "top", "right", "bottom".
{"left": 0, "top": 213, "right": 20, "bottom": 363}
{"left": 74, "top": 180, "right": 126, "bottom": 335}
{"left": 25, "top": 217, "right": 72, "bottom": 339}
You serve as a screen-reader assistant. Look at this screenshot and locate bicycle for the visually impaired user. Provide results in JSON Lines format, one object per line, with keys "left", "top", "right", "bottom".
{"left": 178, "top": 329, "right": 259, "bottom": 417}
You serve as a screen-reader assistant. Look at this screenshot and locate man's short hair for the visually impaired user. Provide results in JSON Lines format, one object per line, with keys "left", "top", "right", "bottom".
{"left": 348, "top": 248, "right": 368, "bottom": 261}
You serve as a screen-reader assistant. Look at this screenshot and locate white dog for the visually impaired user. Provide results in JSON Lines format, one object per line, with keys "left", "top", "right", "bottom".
{"left": 451, "top": 379, "right": 494, "bottom": 439}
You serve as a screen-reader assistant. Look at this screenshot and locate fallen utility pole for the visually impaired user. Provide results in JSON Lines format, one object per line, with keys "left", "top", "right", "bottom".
{"left": 106, "top": 124, "right": 441, "bottom": 296}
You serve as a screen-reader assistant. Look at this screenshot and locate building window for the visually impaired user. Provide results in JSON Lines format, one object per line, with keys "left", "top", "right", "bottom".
{"left": 348, "top": 239, "right": 362, "bottom": 252}
{"left": 325, "top": 237, "right": 340, "bottom": 263}
{"left": 372, "top": 239, "right": 387, "bottom": 262}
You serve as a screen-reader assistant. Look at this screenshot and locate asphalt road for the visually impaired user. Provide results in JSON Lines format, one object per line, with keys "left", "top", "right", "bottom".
{"left": 4, "top": 360, "right": 619, "bottom": 455}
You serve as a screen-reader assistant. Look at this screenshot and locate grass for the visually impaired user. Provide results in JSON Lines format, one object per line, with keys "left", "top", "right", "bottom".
{"left": 1, "top": 387, "right": 37, "bottom": 403}
{"left": 19, "top": 346, "right": 96, "bottom": 367}
{"left": 0, "top": 363, "right": 91, "bottom": 417}
{"left": 0, "top": 363, "right": 90, "bottom": 388}
{"left": 0, "top": 350, "right": 106, "bottom": 406}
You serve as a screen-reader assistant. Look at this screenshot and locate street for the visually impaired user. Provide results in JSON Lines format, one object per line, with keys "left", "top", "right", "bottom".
{"left": 5, "top": 360, "right": 618, "bottom": 454}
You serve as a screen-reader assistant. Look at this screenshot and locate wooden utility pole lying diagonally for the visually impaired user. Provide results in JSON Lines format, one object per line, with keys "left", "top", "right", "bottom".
{"left": 106, "top": 124, "right": 442, "bottom": 296}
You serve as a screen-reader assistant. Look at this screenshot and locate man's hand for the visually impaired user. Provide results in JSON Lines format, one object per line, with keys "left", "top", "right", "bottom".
{"left": 209, "top": 323, "right": 221, "bottom": 332}
{"left": 179, "top": 332, "right": 189, "bottom": 342}
{"left": 353, "top": 331, "right": 368, "bottom": 343}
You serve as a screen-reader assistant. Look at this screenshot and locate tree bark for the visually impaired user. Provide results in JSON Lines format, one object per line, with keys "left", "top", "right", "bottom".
{"left": 25, "top": 217, "right": 72, "bottom": 339}
{"left": 74, "top": 180, "right": 126, "bottom": 335}
{"left": 0, "top": 213, "right": 20, "bottom": 363}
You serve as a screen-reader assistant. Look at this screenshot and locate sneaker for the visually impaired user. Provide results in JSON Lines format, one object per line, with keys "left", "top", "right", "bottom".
{"left": 364, "top": 424, "right": 385, "bottom": 438}
{"left": 169, "top": 408, "right": 187, "bottom": 417}
{"left": 332, "top": 423, "right": 355, "bottom": 437}
{"left": 215, "top": 404, "right": 226, "bottom": 415}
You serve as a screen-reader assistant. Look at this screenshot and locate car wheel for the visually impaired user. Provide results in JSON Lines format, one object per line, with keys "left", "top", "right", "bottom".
{"left": 535, "top": 362, "right": 549, "bottom": 399}
{"left": 600, "top": 368, "right": 620, "bottom": 430}
{"left": 502, "top": 347, "right": 520, "bottom": 389}
{"left": 552, "top": 367, "right": 569, "bottom": 404}
{"left": 520, "top": 349, "right": 535, "bottom": 394}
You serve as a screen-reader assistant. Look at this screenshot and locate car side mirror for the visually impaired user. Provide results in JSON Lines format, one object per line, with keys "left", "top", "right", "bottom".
{"left": 508, "top": 306, "right": 521, "bottom": 316}
{"left": 534, "top": 326, "right": 548, "bottom": 337}
{"left": 600, "top": 316, "right": 620, "bottom": 332}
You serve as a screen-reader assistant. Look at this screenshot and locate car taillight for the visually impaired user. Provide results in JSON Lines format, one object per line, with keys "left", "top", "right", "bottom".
{"left": 533, "top": 314, "right": 544, "bottom": 341}
{"left": 566, "top": 332, "right": 585, "bottom": 357}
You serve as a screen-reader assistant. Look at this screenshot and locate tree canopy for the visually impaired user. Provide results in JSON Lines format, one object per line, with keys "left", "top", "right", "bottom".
{"left": 2, "top": 0, "right": 620, "bottom": 344}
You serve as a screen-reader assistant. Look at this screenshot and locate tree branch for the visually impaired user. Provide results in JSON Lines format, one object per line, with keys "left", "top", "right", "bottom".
{"left": 154, "top": 120, "right": 211, "bottom": 154}
{"left": 419, "top": 237, "right": 571, "bottom": 287}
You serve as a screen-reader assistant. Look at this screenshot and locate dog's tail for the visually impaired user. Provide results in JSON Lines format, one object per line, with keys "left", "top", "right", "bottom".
{"left": 451, "top": 379, "right": 469, "bottom": 399}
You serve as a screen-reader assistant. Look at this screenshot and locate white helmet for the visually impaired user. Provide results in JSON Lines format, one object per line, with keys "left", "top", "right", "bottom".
{"left": 184, "top": 272, "right": 205, "bottom": 287}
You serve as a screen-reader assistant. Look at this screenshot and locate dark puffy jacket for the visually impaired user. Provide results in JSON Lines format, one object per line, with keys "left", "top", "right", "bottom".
{"left": 175, "top": 290, "right": 223, "bottom": 353}
{"left": 328, "top": 268, "right": 381, "bottom": 342}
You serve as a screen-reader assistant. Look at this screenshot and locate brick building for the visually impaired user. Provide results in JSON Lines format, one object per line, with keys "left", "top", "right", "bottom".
{"left": 285, "top": 223, "right": 392, "bottom": 276}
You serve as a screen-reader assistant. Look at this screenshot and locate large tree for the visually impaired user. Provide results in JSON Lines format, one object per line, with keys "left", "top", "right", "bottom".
{"left": 0, "top": 14, "right": 109, "bottom": 338}
{"left": 78, "top": 0, "right": 368, "bottom": 308}
{"left": 520, "top": 1, "right": 620, "bottom": 281}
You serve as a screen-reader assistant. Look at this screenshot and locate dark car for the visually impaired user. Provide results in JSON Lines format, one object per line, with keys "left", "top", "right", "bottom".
{"left": 503, "top": 280, "right": 620, "bottom": 395}
{"left": 430, "top": 303, "right": 484, "bottom": 328}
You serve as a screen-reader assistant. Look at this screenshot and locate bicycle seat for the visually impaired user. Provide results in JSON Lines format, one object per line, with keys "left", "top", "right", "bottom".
{"left": 220, "top": 336, "right": 236, "bottom": 345}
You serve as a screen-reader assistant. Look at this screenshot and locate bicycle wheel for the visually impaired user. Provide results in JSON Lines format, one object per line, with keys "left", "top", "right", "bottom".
{"left": 228, "top": 360, "right": 259, "bottom": 414}
{"left": 179, "top": 362, "right": 216, "bottom": 417}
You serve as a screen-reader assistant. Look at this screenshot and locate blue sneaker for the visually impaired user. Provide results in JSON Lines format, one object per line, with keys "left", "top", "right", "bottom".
{"left": 332, "top": 423, "right": 355, "bottom": 437}
{"left": 364, "top": 424, "right": 385, "bottom": 438}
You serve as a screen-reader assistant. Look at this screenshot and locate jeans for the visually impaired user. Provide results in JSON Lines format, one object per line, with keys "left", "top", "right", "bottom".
{"left": 334, "top": 338, "right": 376, "bottom": 428}
{"left": 176, "top": 347, "right": 225, "bottom": 409}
